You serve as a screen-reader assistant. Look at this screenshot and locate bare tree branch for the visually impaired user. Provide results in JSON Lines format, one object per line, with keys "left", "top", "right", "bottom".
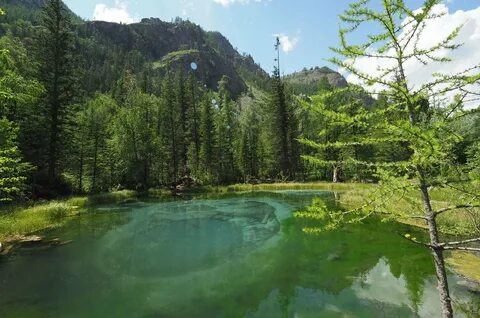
{"left": 441, "top": 237, "right": 480, "bottom": 247}
{"left": 444, "top": 246, "right": 480, "bottom": 252}
{"left": 397, "top": 233, "right": 431, "bottom": 248}
{"left": 434, "top": 205, "right": 480, "bottom": 217}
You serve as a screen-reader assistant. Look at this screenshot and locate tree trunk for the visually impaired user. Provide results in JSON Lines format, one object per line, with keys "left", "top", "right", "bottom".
{"left": 332, "top": 166, "right": 339, "bottom": 183}
{"left": 48, "top": 104, "right": 59, "bottom": 185}
{"left": 78, "top": 146, "right": 84, "bottom": 193}
{"left": 420, "top": 178, "right": 453, "bottom": 318}
{"left": 92, "top": 137, "right": 98, "bottom": 193}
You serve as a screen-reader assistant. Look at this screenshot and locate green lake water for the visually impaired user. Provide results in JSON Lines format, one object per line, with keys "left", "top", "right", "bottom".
{"left": 0, "top": 191, "right": 479, "bottom": 317}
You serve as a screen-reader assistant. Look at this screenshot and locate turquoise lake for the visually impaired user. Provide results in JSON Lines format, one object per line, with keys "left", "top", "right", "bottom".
{"left": 0, "top": 191, "right": 479, "bottom": 317}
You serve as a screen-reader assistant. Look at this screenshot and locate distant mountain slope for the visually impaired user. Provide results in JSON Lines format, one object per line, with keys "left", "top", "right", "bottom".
{"left": 284, "top": 66, "right": 348, "bottom": 95}
{"left": 0, "top": 0, "right": 82, "bottom": 22}
{"left": 78, "top": 18, "right": 270, "bottom": 96}
{"left": 0, "top": 1, "right": 270, "bottom": 98}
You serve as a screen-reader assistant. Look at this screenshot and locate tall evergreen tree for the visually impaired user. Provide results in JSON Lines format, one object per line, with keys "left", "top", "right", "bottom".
{"left": 175, "top": 70, "right": 189, "bottom": 172}
{"left": 160, "top": 71, "right": 180, "bottom": 183}
{"left": 186, "top": 71, "right": 201, "bottom": 171}
{"left": 269, "top": 37, "right": 299, "bottom": 179}
{"left": 36, "top": 0, "right": 76, "bottom": 187}
{"left": 215, "top": 76, "right": 238, "bottom": 183}
{"left": 239, "top": 105, "right": 261, "bottom": 181}
{"left": 199, "top": 93, "right": 216, "bottom": 181}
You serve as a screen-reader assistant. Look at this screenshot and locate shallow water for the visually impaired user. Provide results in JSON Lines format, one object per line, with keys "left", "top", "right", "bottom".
{"left": 0, "top": 191, "right": 478, "bottom": 317}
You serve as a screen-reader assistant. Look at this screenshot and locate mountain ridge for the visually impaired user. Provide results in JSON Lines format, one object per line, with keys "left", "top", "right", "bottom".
{"left": 0, "top": 0, "right": 349, "bottom": 97}
{"left": 0, "top": 0, "right": 270, "bottom": 97}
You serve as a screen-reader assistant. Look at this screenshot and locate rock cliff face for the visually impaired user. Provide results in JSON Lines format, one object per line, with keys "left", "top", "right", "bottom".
{"left": 80, "top": 19, "right": 262, "bottom": 96}
{"left": 284, "top": 66, "right": 348, "bottom": 95}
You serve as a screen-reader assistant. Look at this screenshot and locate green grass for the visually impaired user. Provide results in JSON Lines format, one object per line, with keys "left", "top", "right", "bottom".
{"left": 446, "top": 251, "right": 480, "bottom": 282}
{"left": 188, "top": 182, "right": 371, "bottom": 193}
{"left": 0, "top": 190, "right": 139, "bottom": 241}
{"left": 0, "top": 201, "right": 78, "bottom": 241}
{"left": 152, "top": 49, "right": 199, "bottom": 69}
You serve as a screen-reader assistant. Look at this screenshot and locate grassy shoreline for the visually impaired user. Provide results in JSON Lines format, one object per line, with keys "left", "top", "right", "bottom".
{"left": 0, "top": 190, "right": 140, "bottom": 242}
{"left": 1, "top": 182, "right": 479, "bottom": 284}
{"left": 0, "top": 182, "right": 361, "bottom": 242}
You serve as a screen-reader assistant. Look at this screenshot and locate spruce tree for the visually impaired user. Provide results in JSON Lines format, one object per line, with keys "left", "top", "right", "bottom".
{"left": 36, "top": 0, "right": 75, "bottom": 187}
{"left": 215, "top": 76, "right": 238, "bottom": 183}
{"left": 239, "top": 105, "right": 261, "bottom": 181}
{"left": 269, "top": 37, "right": 299, "bottom": 180}
{"left": 175, "top": 70, "right": 188, "bottom": 172}
{"left": 199, "top": 93, "right": 216, "bottom": 181}
{"left": 160, "top": 71, "right": 179, "bottom": 183}
{"left": 186, "top": 71, "right": 201, "bottom": 171}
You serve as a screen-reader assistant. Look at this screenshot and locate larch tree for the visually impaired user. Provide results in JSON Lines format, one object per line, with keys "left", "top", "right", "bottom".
{"left": 301, "top": 86, "right": 372, "bottom": 183}
{"left": 299, "top": 1, "right": 480, "bottom": 317}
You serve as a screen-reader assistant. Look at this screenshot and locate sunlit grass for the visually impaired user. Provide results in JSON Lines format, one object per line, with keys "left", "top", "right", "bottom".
{"left": 0, "top": 201, "right": 78, "bottom": 241}
{"left": 446, "top": 251, "right": 480, "bottom": 282}
{"left": 0, "top": 190, "right": 139, "bottom": 241}
{"left": 192, "top": 182, "right": 371, "bottom": 193}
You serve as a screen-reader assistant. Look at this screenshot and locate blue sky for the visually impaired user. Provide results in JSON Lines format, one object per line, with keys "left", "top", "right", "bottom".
{"left": 64, "top": 0, "right": 480, "bottom": 75}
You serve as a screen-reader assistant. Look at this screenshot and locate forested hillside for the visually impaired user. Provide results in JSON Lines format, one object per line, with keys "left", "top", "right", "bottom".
{"left": 0, "top": 0, "right": 479, "bottom": 202}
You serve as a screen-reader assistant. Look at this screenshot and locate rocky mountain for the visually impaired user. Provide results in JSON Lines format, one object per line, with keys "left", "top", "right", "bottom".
{"left": 0, "top": 0, "right": 270, "bottom": 97}
{"left": 284, "top": 66, "right": 348, "bottom": 95}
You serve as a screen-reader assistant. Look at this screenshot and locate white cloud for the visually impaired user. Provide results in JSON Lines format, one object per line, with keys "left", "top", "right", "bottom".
{"left": 213, "top": 0, "right": 270, "bottom": 7}
{"left": 93, "top": 0, "right": 137, "bottom": 24}
{"left": 342, "top": 4, "right": 480, "bottom": 108}
{"left": 274, "top": 33, "right": 300, "bottom": 53}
